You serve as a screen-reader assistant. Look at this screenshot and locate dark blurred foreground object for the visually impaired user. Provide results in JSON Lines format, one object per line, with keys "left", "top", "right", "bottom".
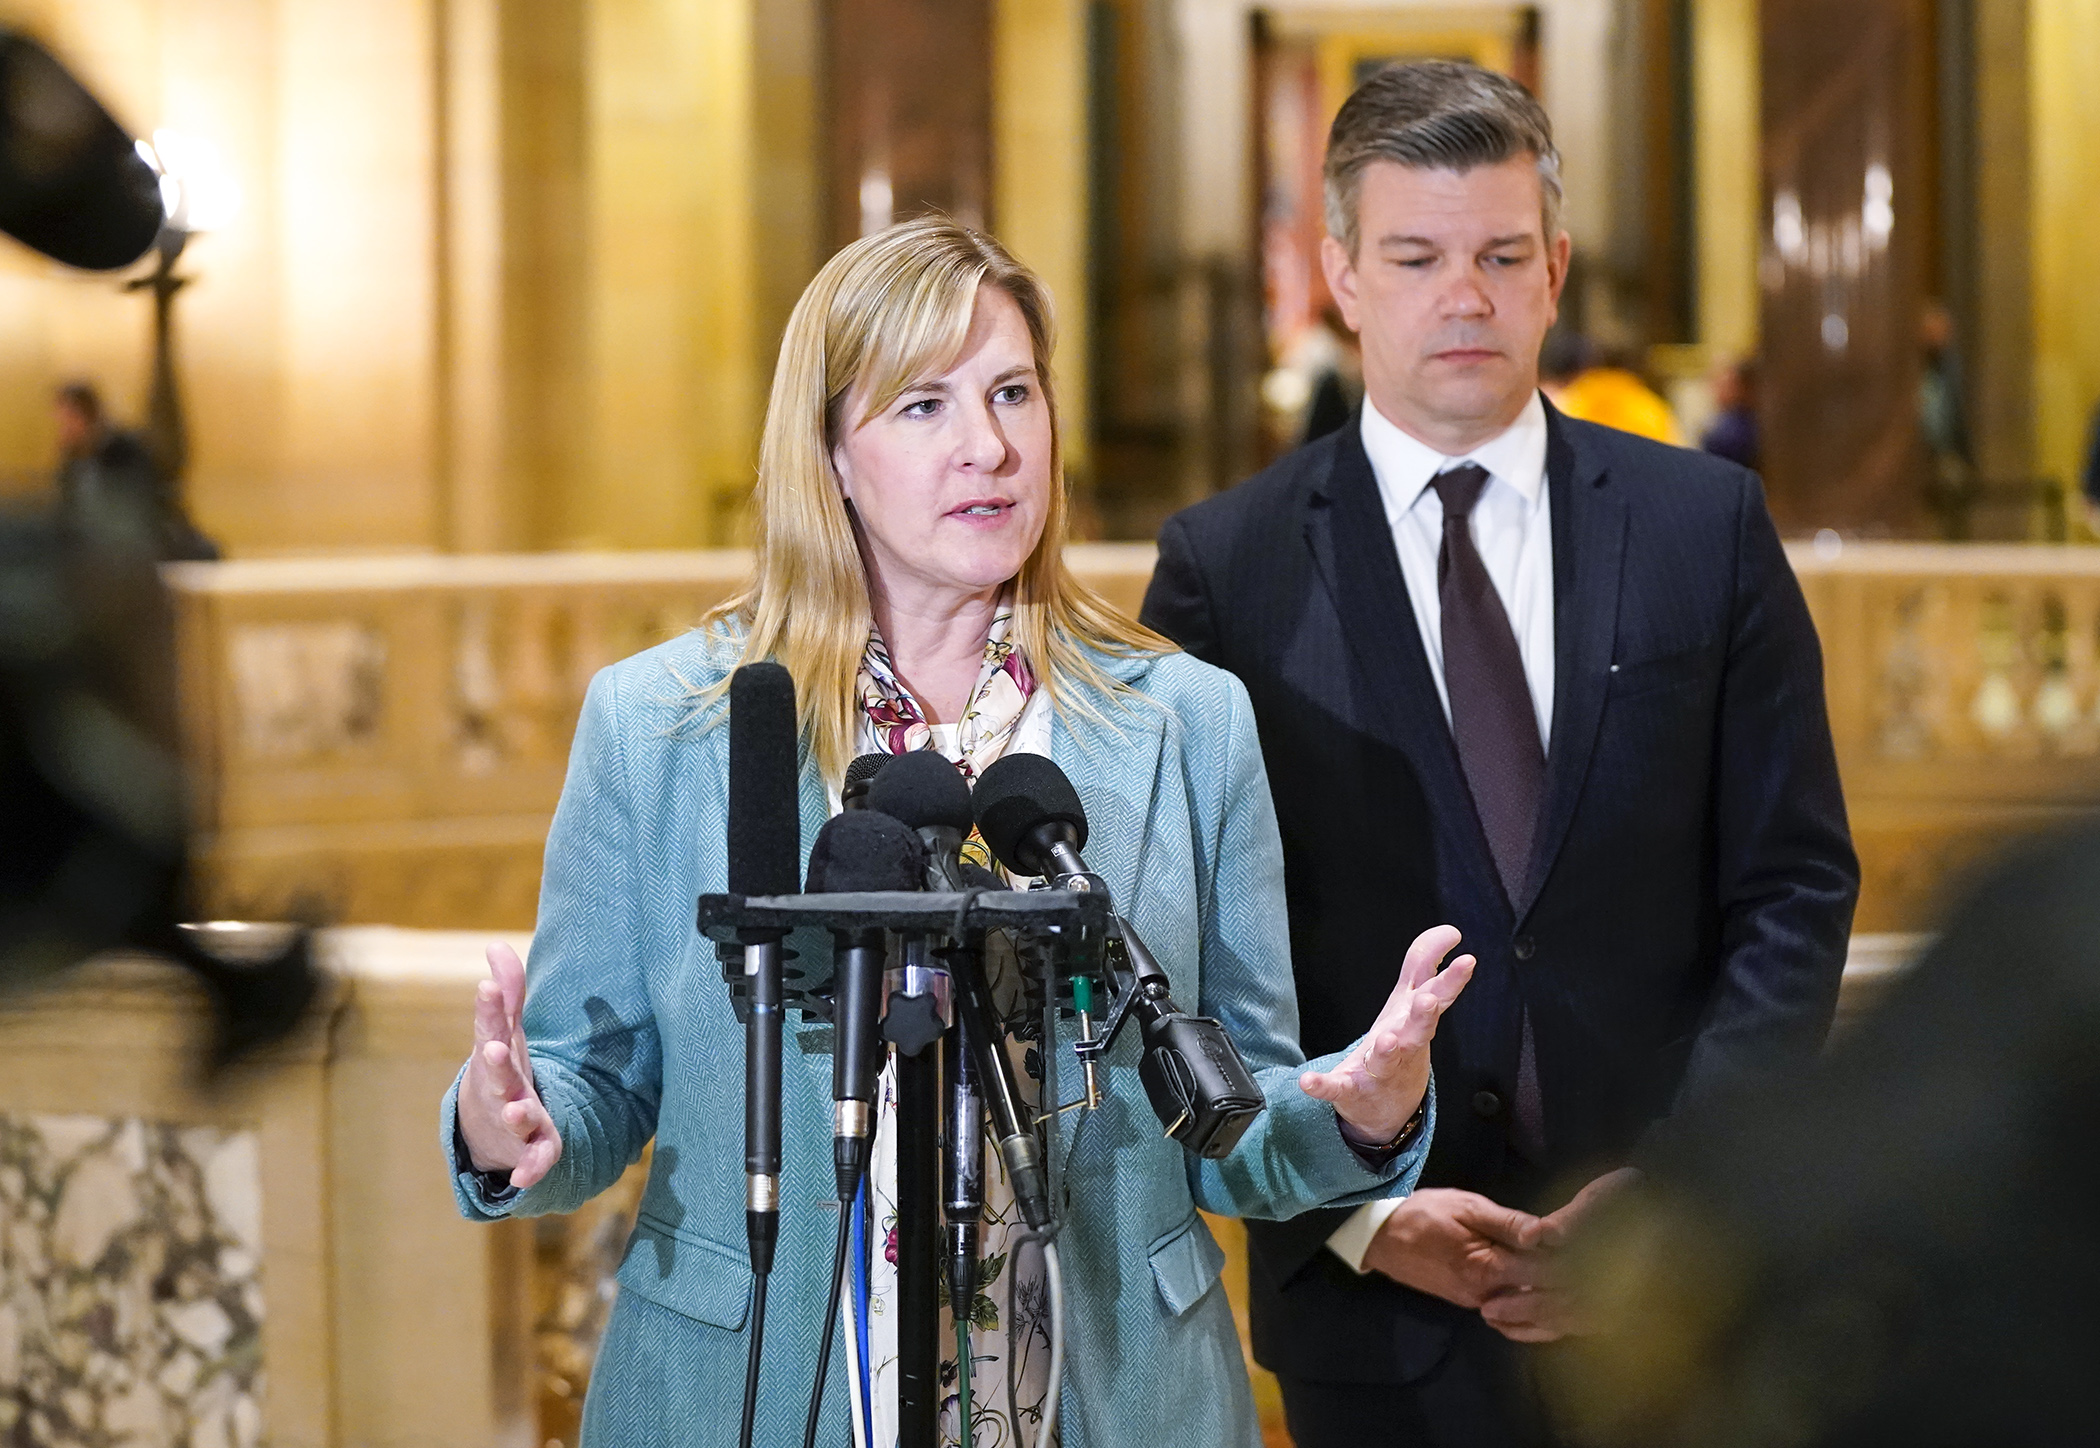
{"left": 0, "top": 30, "right": 300, "bottom": 1065}
{"left": 54, "top": 381, "right": 219, "bottom": 560}
{"left": 0, "top": 26, "right": 162, "bottom": 269}
{"left": 2, "top": 488, "right": 310, "bottom": 1070}
{"left": 1546, "top": 830, "right": 2100, "bottom": 1448}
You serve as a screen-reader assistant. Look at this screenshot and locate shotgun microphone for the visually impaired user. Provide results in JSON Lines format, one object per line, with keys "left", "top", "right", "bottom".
{"left": 726, "top": 662, "right": 799, "bottom": 1448}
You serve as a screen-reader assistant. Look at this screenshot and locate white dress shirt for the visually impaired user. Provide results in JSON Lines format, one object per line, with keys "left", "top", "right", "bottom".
{"left": 1326, "top": 391, "right": 1557, "bottom": 1274}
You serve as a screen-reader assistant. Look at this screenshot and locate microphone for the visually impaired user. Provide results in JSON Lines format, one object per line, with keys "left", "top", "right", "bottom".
{"left": 842, "top": 752, "right": 890, "bottom": 811}
{"left": 943, "top": 1004, "right": 986, "bottom": 1326}
{"left": 868, "top": 749, "right": 1052, "bottom": 1228}
{"left": 864, "top": 752, "right": 969, "bottom": 1057}
{"left": 804, "top": 808, "right": 924, "bottom": 1197}
{"left": 865, "top": 750, "right": 974, "bottom": 890}
{"left": 726, "top": 660, "right": 798, "bottom": 1448}
{"left": 800, "top": 805, "right": 922, "bottom": 1448}
{"left": 973, "top": 753, "right": 1267, "bottom": 1161}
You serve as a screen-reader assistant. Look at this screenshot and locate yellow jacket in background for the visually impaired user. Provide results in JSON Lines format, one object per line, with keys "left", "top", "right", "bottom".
{"left": 1547, "top": 367, "right": 1685, "bottom": 446}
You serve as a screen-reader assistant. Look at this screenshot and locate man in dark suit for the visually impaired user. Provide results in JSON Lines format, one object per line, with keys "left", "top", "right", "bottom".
{"left": 1140, "top": 62, "right": 1858, "bottom": 1446}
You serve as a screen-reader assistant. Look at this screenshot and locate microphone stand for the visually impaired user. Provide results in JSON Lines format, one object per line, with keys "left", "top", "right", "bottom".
{"left": 895, "top": 1042, "right": 940, "bottom": 1442}
{"left": 695, "top": 886, "right": 1108, "bottom": 1448}
{"left": 888, "top": 936, "right": 946, "bottom": 1445}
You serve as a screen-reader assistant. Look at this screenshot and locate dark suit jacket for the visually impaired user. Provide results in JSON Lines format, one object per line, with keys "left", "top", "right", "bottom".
{"left": 1140, "top": 402, "right": 1859, "bottom": 1385}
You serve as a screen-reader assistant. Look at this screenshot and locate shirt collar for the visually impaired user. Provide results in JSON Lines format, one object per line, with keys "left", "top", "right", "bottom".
{"left": 1359, "top": 391, "right": 1550, "bottom": 526}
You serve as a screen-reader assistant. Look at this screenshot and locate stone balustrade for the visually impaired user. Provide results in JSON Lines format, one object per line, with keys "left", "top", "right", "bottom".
{"left": 166, "top": 546, "right": 1155, "bottom": 929}
{"left": 1792, "top": 541, "right": 2100, "bottom": 927}
{"left": 170, "top": 540, "right": 2100, "bottom": 933}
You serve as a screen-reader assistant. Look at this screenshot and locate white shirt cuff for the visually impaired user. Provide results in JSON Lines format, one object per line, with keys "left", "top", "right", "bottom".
{"left": 1325, "top": 1197, "right": 1405, "bottom": 1274}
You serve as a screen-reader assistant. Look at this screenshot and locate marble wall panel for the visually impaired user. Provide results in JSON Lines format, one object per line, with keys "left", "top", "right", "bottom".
{"left": 0, "top": 1113, "right": 264, "bottom": 1448}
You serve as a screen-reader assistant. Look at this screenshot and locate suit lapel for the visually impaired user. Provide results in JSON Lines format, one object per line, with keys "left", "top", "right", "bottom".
{"left": 1051, "top": 655, "right": 1170, "bottom": 910}
{"left": 1515, "top": 406, "right": 1626, "bottom": 922}
{"left": 1304, "top": 423, "right": 1507, "bottom": 913}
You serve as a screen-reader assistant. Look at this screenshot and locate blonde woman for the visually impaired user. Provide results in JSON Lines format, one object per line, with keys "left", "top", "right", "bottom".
{"left": 443, "top": 218, "right": 1473, "bottom": 1446}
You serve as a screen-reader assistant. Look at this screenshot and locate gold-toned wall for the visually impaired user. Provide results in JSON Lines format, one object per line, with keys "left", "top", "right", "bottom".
{"left": 5, "top": 1, "right": 2091, "bottom": 551}
{"left": 0, "top": 0, "right": 445, "bottom": 549}
{"left": 995, "top": 0, "right": 1091, "bottom": 485}
{"left": 1692, "top": 0, "right": 1759, "bottom": 362}
{"left": 2030, "top": 0, "right": 2100, "bottom": 496}
{"left": 0, "top": 0, "right": 824, "bottom": 554}
{"left": 0, "top": 0, "right": 1088, "bottom": 553}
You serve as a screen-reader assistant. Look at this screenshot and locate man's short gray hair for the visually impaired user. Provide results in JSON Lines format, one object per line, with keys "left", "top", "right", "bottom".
{"left": 1323, "top": 60, "right": 1563, "bottom": 256}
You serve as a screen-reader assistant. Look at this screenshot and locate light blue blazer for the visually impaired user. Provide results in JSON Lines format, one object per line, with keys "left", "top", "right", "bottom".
{"left": 442, "top": 625, "right": 1432, "bottom": 1446}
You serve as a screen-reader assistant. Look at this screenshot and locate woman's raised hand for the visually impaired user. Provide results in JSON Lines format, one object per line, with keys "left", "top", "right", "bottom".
{"left": 1299, "top": 924, "right": 1474, "bottom": 1145}
{"left": 457, "top": 942, "right": 563, "bottom": 1189}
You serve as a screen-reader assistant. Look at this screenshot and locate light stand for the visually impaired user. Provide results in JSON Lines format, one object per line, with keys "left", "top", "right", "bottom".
{"left": 125, "top": 128, "right": 239, "bottom": 500}
{"left": 125, "top": 225, "right": 191, "bottom": 483}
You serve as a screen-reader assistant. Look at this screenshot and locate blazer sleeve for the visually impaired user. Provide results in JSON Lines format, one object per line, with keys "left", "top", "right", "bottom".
{"left": 1182, "top": 674, "right": 1434, "bottom": 1219}
{"left": 1676, "top": 476, "right": 1860, "bottom": 1112}
{"left": 1141, "top": 513, "right": 1223, "bottom": 663}
{"left": 441, "top": 666, "right": 666, "bottom": 1220}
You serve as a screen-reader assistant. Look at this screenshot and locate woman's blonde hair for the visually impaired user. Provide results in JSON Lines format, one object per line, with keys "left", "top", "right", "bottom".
{"left": 703, "top": 216, "right": 1173, "bottom": 781}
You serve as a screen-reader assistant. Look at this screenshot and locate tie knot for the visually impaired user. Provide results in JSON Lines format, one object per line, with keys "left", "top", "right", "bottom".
{"left": 1430, "top": 463, "right": 1492, "bottom": 523}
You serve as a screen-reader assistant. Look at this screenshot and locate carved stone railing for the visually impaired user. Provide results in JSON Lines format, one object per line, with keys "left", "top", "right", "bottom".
{"left": 167, "top": 546, "right": 1155, "bottom": 929}
{"left": 1793, "top": 541, "right": 2100, "bottom": 928}
{"left": 168, "top": 541, "right": 2100, "bottom": 932}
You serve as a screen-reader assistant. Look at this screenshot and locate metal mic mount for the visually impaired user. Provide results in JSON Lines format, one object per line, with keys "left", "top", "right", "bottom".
{"left": 1039, "top": 841, "right": 1266, "bottom": 1162}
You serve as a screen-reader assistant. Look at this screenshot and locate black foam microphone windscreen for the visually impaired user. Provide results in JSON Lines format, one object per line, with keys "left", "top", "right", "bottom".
{"left": 727, "top": 662, "right": 800, "bottom": 898}
{"left": 805, "top": 809, "right": 925, "bottom": 894}
{"left": 972, "top": 753, "right": 1088, "bottom": 878}
{"left": 864, "top": 749, "right": 974, "bottom": 832}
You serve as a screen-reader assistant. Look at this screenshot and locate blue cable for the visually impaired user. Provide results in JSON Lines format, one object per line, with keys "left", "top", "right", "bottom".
{"left": 851, "top": 1176, "right": 872, "bottom": 1444}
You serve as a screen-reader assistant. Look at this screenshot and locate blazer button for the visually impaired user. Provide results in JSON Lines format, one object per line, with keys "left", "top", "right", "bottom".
{"left": 1472, "top": 1090, "right": 1503, "bottom": 1118}
{"left": 1513, "top": 936, "right": 1536, "bottom": 960}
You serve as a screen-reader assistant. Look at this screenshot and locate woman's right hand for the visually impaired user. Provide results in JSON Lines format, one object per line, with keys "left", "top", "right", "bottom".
{"left": 457, "top": 942, "right": 563, "bottom": 1189}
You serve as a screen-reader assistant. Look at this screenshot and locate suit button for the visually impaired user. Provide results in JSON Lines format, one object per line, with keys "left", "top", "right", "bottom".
{"left": 1472, "top": 1090, "right": 1503, "bottom": 1118}
{"left": 1513, "top": 936, "right": 1535, "bottom": 960}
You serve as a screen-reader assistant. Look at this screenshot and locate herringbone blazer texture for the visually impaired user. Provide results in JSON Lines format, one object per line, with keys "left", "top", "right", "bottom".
{"left": 441, "top": 625, "right": 1430, "bottom": 1446}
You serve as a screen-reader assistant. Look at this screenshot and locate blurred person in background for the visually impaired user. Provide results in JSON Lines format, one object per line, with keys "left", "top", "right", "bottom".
{"left": 1917, "top": 301, "right": 1976, "bottom": 537}
{"left": 1917, "top": 300, "right": 1970, "bottom": 473}
{"left": 1142, "top": 60, "right": 1857, "bottom": 1448}
{"left": 1538, "top": 333, "right": 1683, "bottom": 446}
{"left": 1699, "top": 357, "right": 1760, "bottom": 472}
{"left": 53, "top": 381, "right": 218, "bottom": 561}
{"left": 1543, "top": 829, "right": 2100, "bottom": 1448}
{"left": 2080, "top": 397, "right": 2099, "bottom": 532}
{"left": 1300, "top": 305, "right": 1366, "bottom": 445}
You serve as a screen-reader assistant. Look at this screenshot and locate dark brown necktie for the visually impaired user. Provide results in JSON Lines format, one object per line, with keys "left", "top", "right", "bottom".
{"left": 1431, "top": 463, "right": 1547, "bottom": 1159}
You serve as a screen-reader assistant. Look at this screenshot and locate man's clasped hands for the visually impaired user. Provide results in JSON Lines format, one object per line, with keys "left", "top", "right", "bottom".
{"left": 1363, "top": 1167, "right": 1639, "bottom": 1342}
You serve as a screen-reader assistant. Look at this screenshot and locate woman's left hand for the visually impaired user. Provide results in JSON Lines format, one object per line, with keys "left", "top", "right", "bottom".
{"left": 1299, "top": 924, "right": 1474, "bottom": 1145}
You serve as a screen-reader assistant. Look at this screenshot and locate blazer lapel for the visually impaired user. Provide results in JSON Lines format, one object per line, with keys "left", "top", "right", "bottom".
{"left": 1305, "top": 423, "right": 1507, "bottom": 912}
{"left": 1515, "top": 405, "right": 1626, "bottom": 922}
{"left": 1050, "top": 653, "right": 1170, "bottom": 910}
